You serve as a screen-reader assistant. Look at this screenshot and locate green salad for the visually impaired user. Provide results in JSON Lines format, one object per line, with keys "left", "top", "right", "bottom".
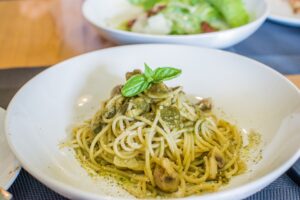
{"left": 119, "top": 0, "right": 249, "bottom": 35}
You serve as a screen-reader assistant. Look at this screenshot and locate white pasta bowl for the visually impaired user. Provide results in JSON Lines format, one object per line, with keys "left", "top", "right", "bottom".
{"left": 5, "top": 44, "right": 300, "bottom": 200}
{"left": 82, "top": 0, "right": 268, "bottom": 49}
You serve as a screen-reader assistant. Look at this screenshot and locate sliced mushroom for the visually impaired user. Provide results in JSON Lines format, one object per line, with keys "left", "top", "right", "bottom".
{"left": 153, "top": 158, "right": 179, "bottom": 193}
{"left": 142, "top": 112, "right": 156, "bottom": 121}
{"left": 134, "top": 97, "right": 150, "bottom": 112}
{"left": 92, "top": 121, "right": 106, "bottom": 134}
{"left": 119, "top": 99, "right": 130, "bottom": 114}
{"left": 127, "top": 97, "right": 150, "bottom": 117}
{"left": 214, "top": 148, "right": 225, "bottom": 168}
{"left": 113, "top": 156, "right": 144, "bottom": 171}
{"left": 160, "top": 106, "right": 181, "bottom": 129}
{"left": 197, "top": 98, "right": 212, "bottom": 111}
{"left": 208, "top": 147, "right": 224, "bottom": 180}
{"left": 126, "top": 69, "right": 142, "bottom": 80}
{"left": 111, "top": 85, "right": 122, "bottom": 97}
{"left": 146, "top": 83, "right": 170, "bottom": 99}
{"left": 104, "top": 106, "right": 116, "bottom": 119}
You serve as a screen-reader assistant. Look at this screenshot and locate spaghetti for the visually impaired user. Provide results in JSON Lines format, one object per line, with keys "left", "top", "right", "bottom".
{"left": 70, "top": 71, "right": 247, "bottom": 198}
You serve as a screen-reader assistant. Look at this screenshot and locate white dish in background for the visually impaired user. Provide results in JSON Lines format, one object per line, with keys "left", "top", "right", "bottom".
{"left": 82, "top": 0, "right": 268, "bottom": 49}
{"left": 267, "top": 0, "right": 300, "bottom": 26}
{"left": 0, "top": 107, "right": 20, "bottom": 190}
{"left": 5, "top": 44, "right": 300, "bottom": 200}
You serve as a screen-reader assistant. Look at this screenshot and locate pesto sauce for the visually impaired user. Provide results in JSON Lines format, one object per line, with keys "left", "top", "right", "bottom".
{"left": 241, "top": 130, "right": 262, "bottom": 164}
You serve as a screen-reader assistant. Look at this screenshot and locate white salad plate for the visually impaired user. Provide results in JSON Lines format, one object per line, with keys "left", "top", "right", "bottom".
{"left": 82, "top": 0, "right": 268, "bottom": 49}
{"left": 267, "top": 0, "right": 300, "bottom": 27}
{"left": 5, "top": 44, "right": 300, "bottom": 200}
{"left": 0, "top": 107, "right": 20, "bottom": 190}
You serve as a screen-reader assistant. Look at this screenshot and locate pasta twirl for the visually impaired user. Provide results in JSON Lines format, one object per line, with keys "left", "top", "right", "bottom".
{"left": 69, "top": 76, "right": 248, "bottom": 198}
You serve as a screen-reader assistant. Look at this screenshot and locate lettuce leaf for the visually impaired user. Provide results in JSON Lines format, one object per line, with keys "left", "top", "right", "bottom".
{"left": 205, "top": 0, "right": 249, "bottom": 27}
{"left": 162, "top": 0, "right": 227, "bottom": 34}
{"left": 192, "top": 1, "right": 221, "bottom": 22}
{"left": 163, "top": 2, "right": 201, "bottom": 34}
{"left": 127, "top": 0, "right": 246, "bottom": 34}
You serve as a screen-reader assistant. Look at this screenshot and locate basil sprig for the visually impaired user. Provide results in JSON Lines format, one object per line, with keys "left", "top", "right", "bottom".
{"left": 121, "top": 64, "right": 182, "bottom": 97}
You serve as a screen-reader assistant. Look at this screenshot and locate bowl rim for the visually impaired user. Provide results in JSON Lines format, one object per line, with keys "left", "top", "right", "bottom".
{"left": 5, "top": 44, "right": 300, "bottom": 199}
{"left": 266, "top": 0, "right": 300, "bottom": 27}
{"left": 82, "top": 0, "right": 270, "bottom": 39}
{"left": 0, "top": 108, "right": 21, "bottom": 190}
{"left": 268, "top": 14, "right": 300, "bottom": 27}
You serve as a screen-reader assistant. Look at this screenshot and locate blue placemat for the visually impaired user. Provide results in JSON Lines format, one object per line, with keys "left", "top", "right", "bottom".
{"left": 229, "top": 21, "right": 300, "bottom": 74}
{"left": 7, "top": 20, "right": 300, "bottom": 199}
{"left": 8, "top": 170, "right": 300, "bottom": 200}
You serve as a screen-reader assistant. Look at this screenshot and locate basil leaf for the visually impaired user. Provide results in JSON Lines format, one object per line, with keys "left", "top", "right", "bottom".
{"left": 121, "top": 74, "right": 150, "bottom": 97}
{"left": 144, "top": 63, "right": 154, "bottom": 82}
{"left": 152, "top": 67, "right": 182, "bottom": 83}
{"left": 121, "top": 65, "right": 182, "bottom": 97}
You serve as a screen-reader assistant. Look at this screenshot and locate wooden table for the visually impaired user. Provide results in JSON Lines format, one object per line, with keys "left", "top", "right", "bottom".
{"left": 0, "top": 0, "right": 114, "bottom": 69}
{"left": 0, "top": 0, "right": 299, "bottom": 86}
